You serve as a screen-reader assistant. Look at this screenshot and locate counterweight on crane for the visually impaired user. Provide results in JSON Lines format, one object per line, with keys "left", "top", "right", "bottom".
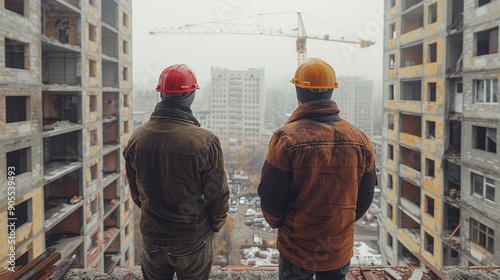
{"left": 149, "top": 12, "right": 374, "bottom": 65}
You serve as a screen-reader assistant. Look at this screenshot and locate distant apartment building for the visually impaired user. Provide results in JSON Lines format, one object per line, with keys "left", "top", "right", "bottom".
{"left": 264, "top": 89, "right": 286, "bottom": 130}
{"left": 380, "top": 0, "right": 500, "bottom": 268}
{"left": 334, "top": 76, "right": 374, "bottom": 137}
{"left": 0, "top": 0, "right": 134, "bottom": 272}
{"left": 209, "top": 67, "right": 266, "bottom": 159}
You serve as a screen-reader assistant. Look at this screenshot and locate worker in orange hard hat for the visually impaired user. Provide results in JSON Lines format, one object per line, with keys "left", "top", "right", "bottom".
{"left": 124, "top": 64, "right": 229, "bottom": 280}
{"left": 258, "top": 58, "right": 377, "bottom": 280}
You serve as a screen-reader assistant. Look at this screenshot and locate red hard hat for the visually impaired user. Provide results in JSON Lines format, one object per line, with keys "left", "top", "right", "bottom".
{"left": 156, "top": 64, "right": 200, "bottom": 94}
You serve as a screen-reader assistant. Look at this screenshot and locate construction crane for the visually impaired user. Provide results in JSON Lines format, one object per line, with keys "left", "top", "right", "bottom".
{"left": 149, "top": 12, "right": 374, "bottom": 65}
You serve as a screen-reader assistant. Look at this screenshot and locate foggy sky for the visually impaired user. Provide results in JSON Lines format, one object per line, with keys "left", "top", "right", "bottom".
{"left": 132, "top": 0, "right": 384, "bottom": 95}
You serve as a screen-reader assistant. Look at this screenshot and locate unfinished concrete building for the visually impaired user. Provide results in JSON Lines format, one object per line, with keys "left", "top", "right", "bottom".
{"left": 380, "top": 0, "right": 500, "bottom": 268}
{"left": 0, "top": 0, "right": 134, "bottom": 272}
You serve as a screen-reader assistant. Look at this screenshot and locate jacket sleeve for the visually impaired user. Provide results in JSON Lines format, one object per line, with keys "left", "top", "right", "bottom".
{"left": 123, "top": 151, "right": 142, "bottom": 209}
{"left": 257, "top": 132, "right": 292, "bottom": 228}
{"left": 202, "top": 135, "right": 230, "bottom": 232}
{"left": 355, "top": 143, "right": 377, "bottom": 221}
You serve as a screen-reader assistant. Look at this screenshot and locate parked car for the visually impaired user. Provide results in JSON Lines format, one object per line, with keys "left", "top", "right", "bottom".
{"left": 244, "top": 219, "right": 254, "bottom": 226}
{"left": 244, "top": 209, "right": 256, "bottom": 216}
{"left": 239, "top": 197, "right": 246, "bottom": 204}
{"left": 228, "top": 206, "right": 237, "bottom": 214}
{"left": 230, "top": 199, "right": 238, "bottom": 206}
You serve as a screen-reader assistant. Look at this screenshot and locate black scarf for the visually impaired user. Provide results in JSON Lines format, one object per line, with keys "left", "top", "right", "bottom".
{"left": 151, "top": 100, "right": 201, "bottom": 127}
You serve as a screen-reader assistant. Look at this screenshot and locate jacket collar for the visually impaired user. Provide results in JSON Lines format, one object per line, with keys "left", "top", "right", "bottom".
{"left": 286, "top": 99, "right": 341, "bottom": 124}
{"left": 150, "top": 101, "right": 201, "bottom": 127}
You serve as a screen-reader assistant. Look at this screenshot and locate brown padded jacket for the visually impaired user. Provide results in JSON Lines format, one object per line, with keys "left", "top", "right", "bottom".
{"left": 123, "top": 102, "right": 229, "bottom": 243}
{"left": 258, "top": 100, "right": 376, "bottom": 271}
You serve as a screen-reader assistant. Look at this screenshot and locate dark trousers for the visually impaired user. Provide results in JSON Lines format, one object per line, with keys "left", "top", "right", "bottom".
{"left": 141, "top": 233, "right": 213, "bottom": 280}
{"left": 279, "top": 255, "right": 351, "bottom": 280}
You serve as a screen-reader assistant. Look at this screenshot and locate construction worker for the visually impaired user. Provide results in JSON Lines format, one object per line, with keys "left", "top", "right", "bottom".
{"left": 258, "top": 58, "right": 376, "bottom": 280}
{"left": 123, "top": 64, "right": 229, "bottom": 280}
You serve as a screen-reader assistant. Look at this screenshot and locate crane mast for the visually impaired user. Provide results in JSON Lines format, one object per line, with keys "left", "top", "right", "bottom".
{"left": 149, "top": 12, "right": 374, "bottom": 65}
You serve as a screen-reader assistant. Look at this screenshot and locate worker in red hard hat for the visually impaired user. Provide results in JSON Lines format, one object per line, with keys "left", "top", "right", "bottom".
{"left": 258, "top": 58, "right": 376, "bottom": 280}
{"left": 123, "top": 64, "right": 229, "bottom": 280}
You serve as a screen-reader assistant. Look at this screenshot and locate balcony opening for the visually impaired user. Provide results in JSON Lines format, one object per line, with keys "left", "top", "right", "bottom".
{"left": 400, "top": 113, "right": 421, "bottom": 137}
{"left": 389, "top": 84, "right": 395, "bottom": 100}
{"left": 7, "top": 147, "right": 31, "bottom": 176}
{"left": 425, "top": 158, "right": 435, "bottom": 178}
{"left": 102, "top": 26, "right": 118, "bottom": 59}
{"left": 104, "top": 180, "right": 120, "bottom": 215}
{"left": 90, "top": 95, "right": 98, "bottom": 112}
{"left": 400, "top": 146, "right": 421, "bottom": 172}
{"left": 428, "top": 3, "right": 437, "bottom": 24}
{"left": 103, "top": 150, "right": 120, "bottom": 182}
{"left": 6, "top": 96, "right": 29, "bottom": 123}
{"left": 388, "top": 144, "right": 394, "bottom": 160}
{"left": 445, "top": 121, "right": 462, "bottom": 157}
{"left": 90, "top": 163, "right": 98, "bottom": 183}
{"left": 447, "top": 33, "right": 463, "bottom": 74}
{"left": 42, "top": 52, "right": 81, "bottom": 86}
{"left": 122, "top": 40, "right": 129, "bottom": 54}
{"left": 428, "top": 43, "right": 437, "bottom": 63}
{"left": 389, "top": 54, "right": 395, "bottom": 69}
{"left": 90, "top": 129, "right": 98, "bottom": 147}
{"left": 103, "top": 92, "right": 119, "bottom": 146}
{"left": 387, "top": 203, "right": 393, "bottom": 220}
{"left": 443, "top": 244, "right": 460, "bottom": 266}
{"left": 8, "top": 199, "right": 31, "bottom": 231}
{"left": 41, "top": 2, "right": 80, "bottom": 46}
{"left": 388, "top": 114, "right": 394, "bottom": 130}
{"left": 122, "top": 67, "right": 129, "bottom": 81}
{"left": 5, "top": 38, "right": 27, "bottom": 69}
{"left": 388, "top": 173, "right": 393, "bottom": 189}
{"left": 89, "top": 59, "right": 97, "bottom": 78}
{"left": 473, "top": 126, "right": 497, "bottom": 153}
{"left": 443, "top": 203, "right": 461, "bottom": 254}
{"left": 122, "top": 12, "right": 129, "bottom": 27}
{"left": 401, "top": 44, "right": 423, "bottom": 67}
{"left": 89, "top": 23, "right": 97, "bottom": 42}
{"left": 475, "top": 27, "right": 498, "bottom": 56}
{"left": 401, "top": 80, "right": 422, "bottom": 101}
{"left": 390, "top": 23, "right": 396, "bottom": 39}
{"left": 400, "top": 211, "right": 420, "bottom": 238}
{"left": 103, "top": 208, "right": 119, "bottom": 252}
{"left": 124, "top": 120, "right": 130, "bottom": 134}
{"left": 400, "top": 178, "right": 421, "bottom": 214}
{"left": 428, "top": 82, "right": 436, "bottom": 102}
{"left": 387, "top": 233, "right": 393, "bottom": 248}
{"left": 402, "top": 5, "right": 424, "bottom": 34}
{"left": 426, "top": 121, "right": 436, "bottom": 140}
{"left": 45, "top": 208, "right": 83, "bottom": 257}
{"left": 390, "top": 0, "right": 396, "bottom": 8}
{"left": 43, "top": 93, "right": 81, "bottom": 130}
{"left": 399, "top": 243, "right": 419, "bottom": 266}
{"left": 104, "top": 234, "right": 121, "bottom": 273}
{"left": 424, "top": 232, "right": 434, "bottom": 255}
{"left": 102, "top": 0, "right": 118, "bottom": 28}
{"left": 402, "top": 0, "right": 423, "bottom": 11}
{"left": 44, "top": 169, "right": 83, "bottom": 229}
{"left": 124, "top": 94, "right": 130, "bottom": 108}
{"left": 103, "top": 60, "right": 119, "bottom": 88}
{"left": 5, "top": 0, "right": 24, "bottom": 15}
{"left": 443, "top": 160, "right": 461, "bottom": 208}
{"left": 425, "top": 195, "right": 434, "bottom": 217}
{"left": 43, "top": 131, "right": 82, "bottom": 174}
{"left": 448, "top": 0, "right": 464, "bottom": 31}
{"left": 88, "top": 228, "right": 101, "bottom": 263}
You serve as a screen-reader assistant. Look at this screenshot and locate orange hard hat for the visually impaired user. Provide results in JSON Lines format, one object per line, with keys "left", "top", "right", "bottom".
{"left": 156, "top": 64, "right": 200, "bottom": 94}
{"left": 291, "top": 58, "right": 339, "bottom": 89}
